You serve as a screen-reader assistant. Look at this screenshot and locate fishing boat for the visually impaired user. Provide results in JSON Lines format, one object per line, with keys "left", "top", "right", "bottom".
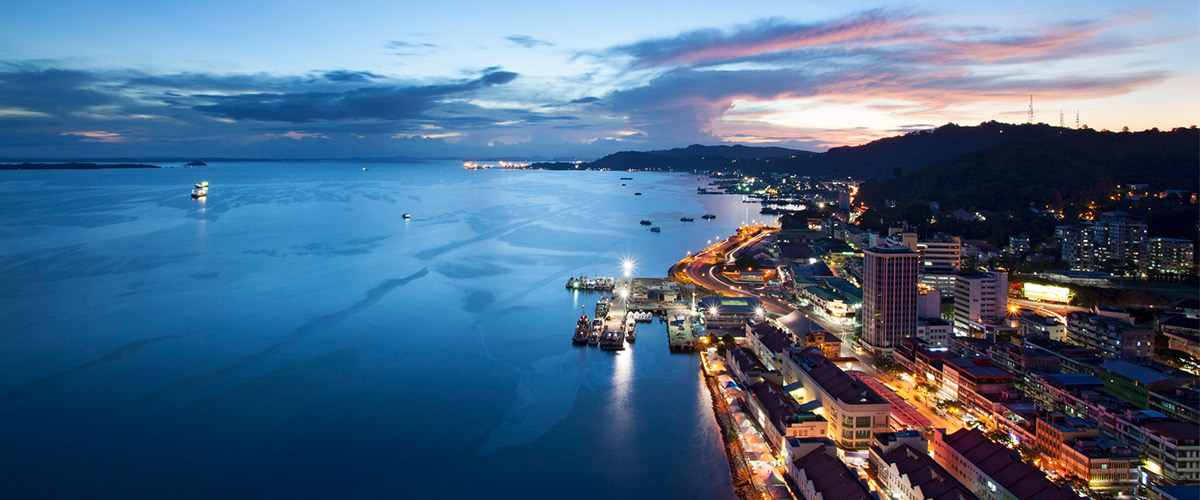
{"left": 573, "top": 308, "right": 590, "bottom": 344}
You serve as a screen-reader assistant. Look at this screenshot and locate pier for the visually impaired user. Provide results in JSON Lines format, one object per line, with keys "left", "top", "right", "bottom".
{"left": 567, "top": 276, "right": 703, "bottom": 352}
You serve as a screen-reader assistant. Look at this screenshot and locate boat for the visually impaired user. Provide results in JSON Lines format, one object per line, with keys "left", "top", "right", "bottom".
{"left": 626, "top": 323, "right": 637, "bottom": 343}
{"left": 621, "top": 184, "right": 626, "bottom": 186}
{"left": 680, "top": 217, "right": 694, "bottom": 222}
{"left": 649, "top": 226, "right": 661, "bottom": 232}
{"left": 639, "top": 220, "right": 652, "bottom": 225}
{"left": 362, "top": 167, "right": 369, "bottom": 171}
{"left": 588, "top": 328, "right": 601, "bottom": 346}
{"left": 191, "top": 181, "right": 208, "bottom": 198}
{"left": 403, "top": 213, "right": 411, "bottom": 219}
{"left": 620, "top": 177, "right": 632, "bottom": 180}
{"left": 573, "top": 309, "right": 590, "bottom": 344}
{"left": 634, "top": 192, "right": 642, "bottom": 196}
{"left": 702, "top": 214, "right": 716, "bottom": 219}
{"left": 600, "top": 330, "right": 626, "bottom": 351}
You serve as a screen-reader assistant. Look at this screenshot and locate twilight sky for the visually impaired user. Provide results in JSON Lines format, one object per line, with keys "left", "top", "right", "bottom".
{"left": 1, "top": 0, "right": 1196, "bottom": 159}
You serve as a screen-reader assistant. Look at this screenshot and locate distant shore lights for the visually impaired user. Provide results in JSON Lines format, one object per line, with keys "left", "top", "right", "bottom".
{"left": 462, "top": 160, "right": 530, "bottom": 169}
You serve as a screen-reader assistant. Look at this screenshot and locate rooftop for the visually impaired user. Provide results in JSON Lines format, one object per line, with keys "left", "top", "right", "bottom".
{"left": 791, "top": 447, "right": 874, "bottom": 500}
{"left": 879, "top": 444, "right": 979, "bottom": 500}
{"left": 752, "top": 322, "right": 796, "bottom": 354}
{"left": 1100, "top": 360, "right": 1176, "bottom": 385}
{"left": 940, "top": 429, "right": 1076, "bottom": 500}
{"left": 1146, "top": 419, "right": 1200, "bottom": 440}
{"left": 1042, "top": 373, "right": 1104, "bottom": 389}
{"left": 791, "top": 347, "right": 888, "bottom": 406}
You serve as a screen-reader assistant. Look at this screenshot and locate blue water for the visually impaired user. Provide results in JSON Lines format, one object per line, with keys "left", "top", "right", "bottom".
{"left": 0, "top": 161, "right": 768, "bottom": 498}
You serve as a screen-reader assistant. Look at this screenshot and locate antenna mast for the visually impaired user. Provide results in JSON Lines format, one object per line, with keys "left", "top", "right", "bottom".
{"left": 1027, "top": 95, "right": 1034, "bottom": 124}
{"left": 1076, "top": 110, "right": 1080, "bottom": 129}
{"left": 1059, "top": 110, "right": 1064, "bottom": 128}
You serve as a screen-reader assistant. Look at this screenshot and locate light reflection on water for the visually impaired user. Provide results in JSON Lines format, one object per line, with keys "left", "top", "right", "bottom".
{"left": 0, "top": 161, "right": 747, "bottom": 499}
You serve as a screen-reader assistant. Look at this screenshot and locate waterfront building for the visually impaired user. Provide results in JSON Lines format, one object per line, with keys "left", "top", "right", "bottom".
{"left": 699, "top": 296, "right": 763, "bottom": 334}
{"left": 868, "top": 431, "right": 979, "bottom": 500}
{"left": 931, "top": 428, "right": 1076, "bottom": 500}
{"left": 1066, "top": 312, "right": 1153, "bottom": 361}
{"left": 952, "top": 271, "right": 1008, "bottom": 337}
{"left": 862, "top": 246, "right": 919, "bottom": 355}
{"left": 746, "top": 379, "right": 828, "bottom": 453}
{"left": 803, "top": 330, "right": 842, "bottom": 359}
{"left": 745, "top": 321, "right": 796, "bottom": 372}
{"left": 780, "top": 347, "right": 890, "bottom": 452}
{"left": 727, "top": 345, "right": 768, "bottom": 384}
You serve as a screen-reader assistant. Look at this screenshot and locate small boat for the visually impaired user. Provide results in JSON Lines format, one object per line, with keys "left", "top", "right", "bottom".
{"left": 620, "top": 177, "right": 632, "bottom": 180}
{"left": 403, "top": 213, "right": 411, "bottom": 219}
{"left": 649, "top": 226, "right": 661, "bottom": 233}
{"left": 191, "top": 181, "right": 208, "bottom": 198}
{"left": 639, "top": 220, "right": 652, "bottom": 225}
{"left": 621, "top": 184, "right": 626, "bottom": 186}
{"left": 600, "top": 330, "right": 626, "bottom": 351}
{"left": 702, "top": 214, "right": 716, "bottom": 219}
{"left": 362, "top": 167, "right": 369, "bottom": 171}
{"left": 573, "top": 310, "right": 590, "bottom": 344}
{"left": 634, "top": 192, "right": 642, "bottom": 196}
{"left": 680, "top": 217, "right": 694, "bottom": 222}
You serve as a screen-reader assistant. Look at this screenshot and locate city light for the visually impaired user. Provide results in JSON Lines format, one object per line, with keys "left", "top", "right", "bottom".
{"left": 621, "top": 257, "right": 636, "bottom": 277}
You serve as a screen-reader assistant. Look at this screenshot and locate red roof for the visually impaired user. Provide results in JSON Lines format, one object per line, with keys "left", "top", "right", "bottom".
{"left": 942, "top": 429, "right": 1076, "bottom": 500}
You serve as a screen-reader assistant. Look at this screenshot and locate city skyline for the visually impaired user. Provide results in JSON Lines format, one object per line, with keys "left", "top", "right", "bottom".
{"left": 0, "top": 0, "right": 1197, "bottom": 159}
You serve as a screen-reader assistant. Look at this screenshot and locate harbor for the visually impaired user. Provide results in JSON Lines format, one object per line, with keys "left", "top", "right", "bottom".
{"left": 567, "top": 276, "right": 704, "bottom": 352}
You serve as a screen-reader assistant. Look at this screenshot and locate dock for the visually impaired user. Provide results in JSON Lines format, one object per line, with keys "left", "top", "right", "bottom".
{"left": 568, "top": 276, "right": 700, "bottom": 352}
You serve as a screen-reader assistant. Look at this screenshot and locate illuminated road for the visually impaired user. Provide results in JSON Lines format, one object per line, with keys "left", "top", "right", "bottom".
{"left": 676, "top": 225, "right": 962, "bottom": 434}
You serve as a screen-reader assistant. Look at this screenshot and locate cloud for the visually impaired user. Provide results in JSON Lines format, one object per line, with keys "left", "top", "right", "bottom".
{"left": 506, "top": 35, "right": 554, "bottom": 48}
{"left": 321, "top": 70, "right": 383, "bottom": 83}
{"left": 191, "top": 71, "right": 519, "bottom": 122}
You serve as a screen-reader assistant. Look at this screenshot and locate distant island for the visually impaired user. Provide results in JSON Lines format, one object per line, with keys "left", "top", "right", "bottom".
{"left": 185, "top": 161, "right": 206, "bottom": 166}
{"left": 0, "top": 162, "right": 160, "bottom": 170}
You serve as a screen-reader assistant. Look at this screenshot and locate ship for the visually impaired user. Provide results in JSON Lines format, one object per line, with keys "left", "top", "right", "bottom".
{"left": 191, "top": 181, "right": 209, "bottom": 198}
{"left": 403, "top": 213, "right": 411, "bottom": 219}
{"left": 649, "top": 226, "right": 661, "bottom": 233}
{"left": 600, "top": 330, "right": 626, "bottom": 351}
{"left": 633, "top": 192, "right": 642, "bottom": 196}
{"left": 702, "top": 214, "right": 716, "bottom": 219}
{"left": 639, "top": 220, "right": 652, "bottom": 225}
{"left": 573, "top": 308, "right": 590, "bottom": 344}
{"left": 620, "top": 177, "right": 632, "bottom": 180}
{"left": 680, "top": 217, "right": 694, "bottom": 222}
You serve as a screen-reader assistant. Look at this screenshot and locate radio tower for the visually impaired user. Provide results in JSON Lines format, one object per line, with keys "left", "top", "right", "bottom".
{"left": 1076, "top": 110, "right": 1080, "bottom": 129}
{"left": 1060, "top": 110, "right": 1064, "bottom": 128}
{"left": 1027, "top": 95, "right": 1034, "bottom": 124}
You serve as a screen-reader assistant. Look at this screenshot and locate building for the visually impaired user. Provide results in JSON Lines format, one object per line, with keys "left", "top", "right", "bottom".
{"left": 789, "top": 442, "right": 878, "bottom": 500}
{"left": 941, "top": 358, "right": 1018, "bottom": 414}
{"left": 1057, "top": 224, "right": 1099, "bottom": 271}
{"left": 869, "top": 431, "right": 979, "bottom": 500}
{"left": 931, "top": 428, "right": 1077, "bottom": 500}
{"left": 1059, "top": 438, "right": 1139, "bottom": 490}
{"left": 745, "top": 321, "right": 796, "bottom": 371}
{"left": 1148, "top": 237, "right": 1195, "bottom": 276}
{"left": 1143, "top": 420, "right": 1200, "bottom": 485}
{"left": 1017, "top": 310, "right": 1066, "bottom": 341}
{"left": 780, "top": 347, "right": 891, "bottom": 452}
{"left": 920, "top": 234, "right": 963, "bottom": 295}
{"left": 1010, "top": 233, "right": 1031, "bottom": 254}
{"left": 862, "top": 246, "right": 919, "bottom": 354}
{"left": 803, "top": 330, "right": 843, "bottom": 359}
{"left": 1034, "top": 414, "right": 1099, "bottom": 466}
{"left": 952, "top": 271, "right": 1008, "bottom": 337}
{"left": 746, "top": 379, "right": 829, "bottom": 452}
{"left": 918, "top": 318, "right": 953, "bottom": 347}
{"left": 699, "top": 296, "right": 763, "bottom": 333}
{"left": 1098, "top": 360, "right": 1183, "bottom": 409}
{"left": 1066, "top": 312, "right": 1154, "bottom": 360}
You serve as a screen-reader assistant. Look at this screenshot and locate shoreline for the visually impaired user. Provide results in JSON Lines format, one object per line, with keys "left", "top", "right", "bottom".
{"left": 700, "top": 355, "right": 763, "bottom": 500}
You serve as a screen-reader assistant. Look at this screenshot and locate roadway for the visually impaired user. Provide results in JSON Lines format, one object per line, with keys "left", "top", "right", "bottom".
{"left": 676, "top": 225, "right": 965, "bottom": 434}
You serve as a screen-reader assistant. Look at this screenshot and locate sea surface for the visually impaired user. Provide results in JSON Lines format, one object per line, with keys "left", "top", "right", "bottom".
{"left": 0, "top": 161, "right": 773, "bottom": 499}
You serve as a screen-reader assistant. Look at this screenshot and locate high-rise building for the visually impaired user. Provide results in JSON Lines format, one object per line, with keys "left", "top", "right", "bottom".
{"left": 918, "top": 233, "right": 961, "bottom": 294}
{"left": 1057, "top": 224, "right": 1099, "bottom": 270}
{"left": 862, "top": 246, "right": 918, "bottom": 354}
{"left": 1098, "top": 216, "right": 1148, "bottom": 265}
{"left": 953, "top": 271, "right": 1009, "bottom": 337}
{"left": 1148, "top": 237, "right": 1195, "bottom": 276}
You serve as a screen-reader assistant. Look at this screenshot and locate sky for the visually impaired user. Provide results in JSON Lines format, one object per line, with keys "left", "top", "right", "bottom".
{"left": 0, "top": 0, "right": 1196, "bottom": 159}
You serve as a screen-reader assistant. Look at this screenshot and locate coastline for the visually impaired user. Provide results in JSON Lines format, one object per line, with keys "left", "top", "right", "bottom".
{"left": 700, "top": 355, "right": 763, "bottom": 500}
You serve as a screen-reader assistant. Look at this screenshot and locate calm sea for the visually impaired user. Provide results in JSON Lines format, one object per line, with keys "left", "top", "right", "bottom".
{"left": 0, "top": 161, "right": 772, "bottom": 499}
